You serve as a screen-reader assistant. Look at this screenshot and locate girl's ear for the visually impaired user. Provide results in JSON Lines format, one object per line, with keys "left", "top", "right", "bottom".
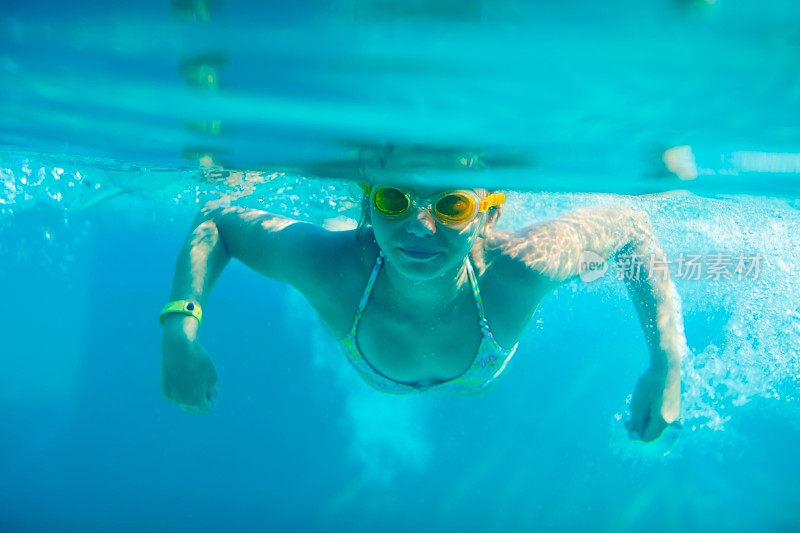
{"left": 477, "top": 206, "right": 501, "bottom": 241}
{"left": 484, "top": 205, "right": 502, "bottom": 232}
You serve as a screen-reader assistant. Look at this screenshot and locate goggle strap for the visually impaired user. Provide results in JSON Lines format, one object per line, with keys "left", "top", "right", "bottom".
{"left": 478, "top": 193, "right": 506, "bottom": 212}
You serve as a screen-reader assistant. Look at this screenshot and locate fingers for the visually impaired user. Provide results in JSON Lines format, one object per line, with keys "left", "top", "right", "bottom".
{"left": 160, "top": 353, "right": 218, "bottom": 414}
{"left": 640, "top": 410, "right": 667, "bottom": 442}
{"left": 178, "top": 400, "right": 214, "bottom": 414}
{"left": 627, "top": 404, "right": 670, "bottom": 442}
{"left": 177, "top": 390, "right": 216, "bottom": 414}
{"left": 163, "top": 385, "right": 218, "bottom": 414}
{"left": 206, "top": 385, "right": 218, "bottom": 403}
{"left": 178, "top": 403, "right": 212, "bottom": 414}
{"left": 627, "top": 388, "right": 650, "bottom": 440}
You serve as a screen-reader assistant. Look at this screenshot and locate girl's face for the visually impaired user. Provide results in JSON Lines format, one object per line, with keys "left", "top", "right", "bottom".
{"left": 368, "top": 185, "right": 490, "bottom": 281}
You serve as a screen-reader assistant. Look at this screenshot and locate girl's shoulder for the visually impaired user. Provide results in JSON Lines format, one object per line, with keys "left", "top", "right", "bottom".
{"left": 478, "top": 230, "right": 526, "bottom": 277}
{"left": 479, "top": 229, "right": 558, "bottom": 296}
{"left": 472, "top": 231, "right": 555, "bottom": 347}
{"left": 331, "top": 226, "right": 380, "bottom": 274}
{"left": 297, "top": 227, "right": 380, "bottom": 337}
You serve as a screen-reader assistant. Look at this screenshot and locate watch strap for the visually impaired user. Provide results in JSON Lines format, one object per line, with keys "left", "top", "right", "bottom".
{"left": 159, "top": 300, "right": 203, "bottom": 325}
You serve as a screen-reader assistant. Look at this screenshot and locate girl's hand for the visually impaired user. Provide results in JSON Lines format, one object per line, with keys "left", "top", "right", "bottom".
{"left": 627, "top": 365, "right": 681, "bottom": 442}
{"left": 161, "top": 330, "right": 218, "bottom": 414}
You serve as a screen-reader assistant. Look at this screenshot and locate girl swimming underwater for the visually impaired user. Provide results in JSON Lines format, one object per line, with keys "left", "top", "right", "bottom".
{"left": 159, "top": 153, "right": 685, "bottom": 443}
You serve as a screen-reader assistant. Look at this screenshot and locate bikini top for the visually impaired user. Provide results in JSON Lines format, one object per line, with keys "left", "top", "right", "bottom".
{"left": 338, "top": 250, "right": 518, "bottom": 395}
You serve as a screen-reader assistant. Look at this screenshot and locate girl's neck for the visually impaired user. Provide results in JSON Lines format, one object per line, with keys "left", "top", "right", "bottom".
{"left": 380, "top": 254, "right": 472, "bottom": 310}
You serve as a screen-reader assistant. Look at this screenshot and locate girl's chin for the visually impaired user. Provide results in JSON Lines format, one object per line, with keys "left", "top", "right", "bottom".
{"left": 387, "top": 252, "right": 458, "bottom": 280}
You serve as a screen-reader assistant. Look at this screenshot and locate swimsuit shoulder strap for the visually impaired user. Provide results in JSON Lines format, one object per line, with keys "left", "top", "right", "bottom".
{"left": 464, "top": 257, "right": 491, "bottom": 335}
{"left": 466, "top": 258, "right": 518, "bottom": 353}
{"left": 348, "top": 250, "right": 384, "bottom": 336}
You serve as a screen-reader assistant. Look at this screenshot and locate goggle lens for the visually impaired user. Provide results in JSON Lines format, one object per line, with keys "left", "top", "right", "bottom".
{"left": 435, "top": 193, "right": 475, "bottom": 222}
{"left": 374, "top": 187, "right": 410, "bottom": 215}
{"left": 372, "top": 187, "right": 480, "bottom": 225}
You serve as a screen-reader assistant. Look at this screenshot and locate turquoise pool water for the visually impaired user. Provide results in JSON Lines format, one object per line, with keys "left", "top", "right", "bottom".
{"left": 1, "top": 1, "right": 799, "bottom": 531}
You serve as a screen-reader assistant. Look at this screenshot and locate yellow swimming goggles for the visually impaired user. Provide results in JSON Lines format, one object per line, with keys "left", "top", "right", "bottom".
{"left": 372, "top": 186, "right": 506, "bottom": 225}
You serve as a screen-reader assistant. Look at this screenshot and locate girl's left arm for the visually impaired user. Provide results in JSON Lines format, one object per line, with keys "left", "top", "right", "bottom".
{"left": 499, "top": 205, "right": 685, "bottom": 442}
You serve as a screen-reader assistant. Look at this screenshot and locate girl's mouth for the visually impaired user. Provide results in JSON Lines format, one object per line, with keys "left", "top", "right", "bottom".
{"left": 398, "top": 247, "right": 442, "bottom": 260}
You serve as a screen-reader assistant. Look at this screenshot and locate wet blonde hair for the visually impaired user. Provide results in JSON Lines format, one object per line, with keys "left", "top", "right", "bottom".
{"left": 355, "top": 183, "right": 373, "bottom": 240}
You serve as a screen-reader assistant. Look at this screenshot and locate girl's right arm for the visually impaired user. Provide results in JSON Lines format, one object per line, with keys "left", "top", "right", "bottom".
{"left": 160, "top": 204, "right": 335, "bottom": 413}
{"left": 160, "top": 206, "right": 230, "bottom": 413}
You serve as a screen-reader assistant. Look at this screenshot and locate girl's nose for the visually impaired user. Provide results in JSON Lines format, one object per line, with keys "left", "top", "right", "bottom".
{"left": 406, "top": 208, "right": 436, "bottom": 236}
